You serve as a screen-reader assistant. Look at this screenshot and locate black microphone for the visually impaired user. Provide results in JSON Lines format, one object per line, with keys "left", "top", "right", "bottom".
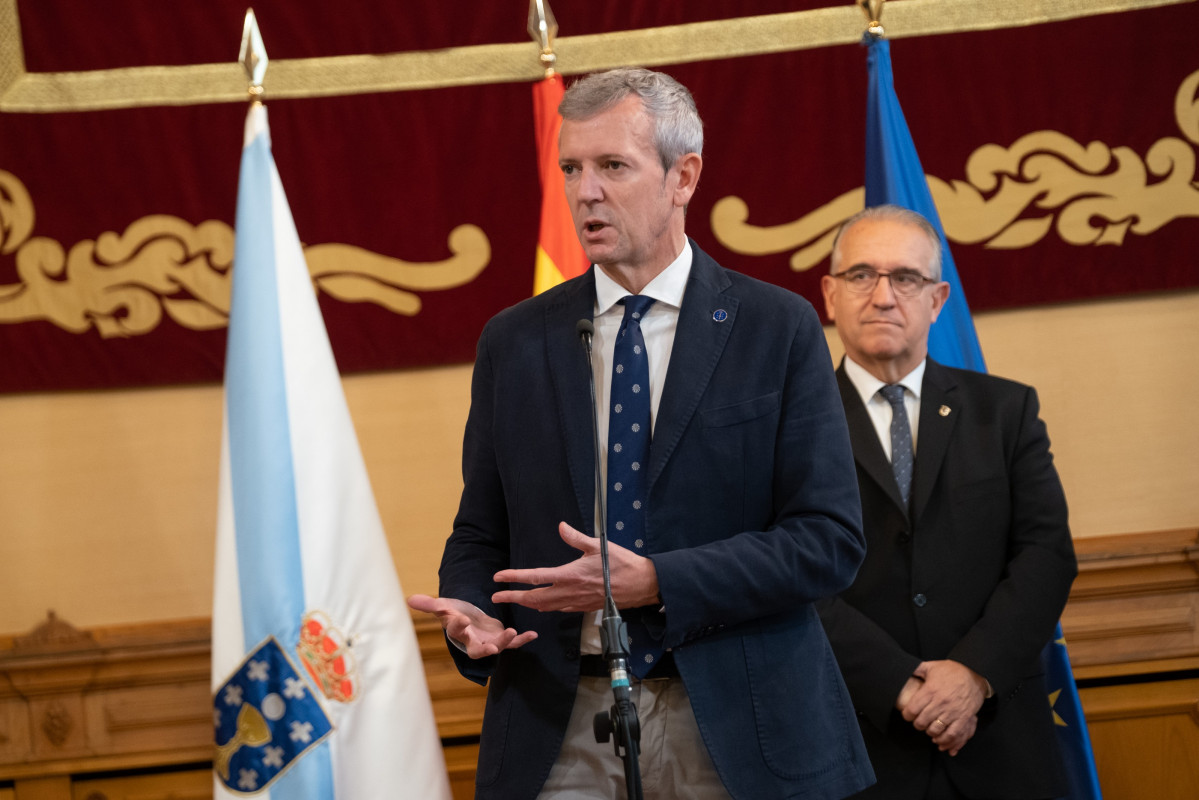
{"left": 577, "top": 318, "right": 642, "bottom": 799}
{"left": 576, "top": 318, "right": 594, "bottom": 348}
{"left": 576, "top": 318, "right": 620, "bottom": 623}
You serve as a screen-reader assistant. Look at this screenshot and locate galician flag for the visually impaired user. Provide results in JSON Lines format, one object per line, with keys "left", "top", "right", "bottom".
{"left": 865, "top": 35, "right": 1102, "bottom": 800}
{"left": 532, "top": 73, "right": 590, "bottom": 295}
{"left": 211, "top": 101, "right": 451, "bottom": 800}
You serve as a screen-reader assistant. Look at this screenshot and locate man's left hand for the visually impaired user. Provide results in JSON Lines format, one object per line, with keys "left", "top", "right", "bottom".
{"left": 491, "top": 522, "right": 660, "bottom": 612}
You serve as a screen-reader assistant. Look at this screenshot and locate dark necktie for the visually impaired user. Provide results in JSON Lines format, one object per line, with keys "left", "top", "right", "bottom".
{"left": 880, "top": 384, "right": 913, "bottom": 508}
{"left": 606, "top": 295, "right": 660, "bottom": 678}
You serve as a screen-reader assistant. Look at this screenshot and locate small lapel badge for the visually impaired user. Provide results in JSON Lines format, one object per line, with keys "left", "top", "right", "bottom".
{"left": 712, "top": 309, "right": 728, "bottom": 322}
{"left": 939, "top": 405, "right": 951, "bottom": 417}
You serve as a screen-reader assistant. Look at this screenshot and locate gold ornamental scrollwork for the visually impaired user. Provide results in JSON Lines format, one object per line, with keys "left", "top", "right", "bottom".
{"left": 712, "top": 68, "right": 1199, "bottom": 272}
{"left": 0, "top": 170, "right": 490, "bottom": 337}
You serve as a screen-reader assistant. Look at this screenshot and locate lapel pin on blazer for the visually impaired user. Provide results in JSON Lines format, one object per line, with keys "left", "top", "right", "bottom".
{"left": 939, "top": 405, "right": 951, "bottom": 416}
{"left": 712, "top": 309, "right": 728, "bottom": 322}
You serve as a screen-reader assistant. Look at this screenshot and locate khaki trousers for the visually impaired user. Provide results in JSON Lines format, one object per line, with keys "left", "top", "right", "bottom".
{"left": 537, "top": 675, "right": 733, "bottom": 800}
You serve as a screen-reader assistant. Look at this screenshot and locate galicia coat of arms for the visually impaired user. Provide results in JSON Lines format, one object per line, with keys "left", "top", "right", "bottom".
{"left": 213, "top": 636, "right": 334, "bottom": 794}
{"left": 297, "top": 610, "right": 358, "bottom": 703}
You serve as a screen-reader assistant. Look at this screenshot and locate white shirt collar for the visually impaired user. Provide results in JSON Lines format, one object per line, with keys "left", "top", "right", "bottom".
{"left": 844, "top": 356, "right": 927, "bottom": 408}
{"left": 594, "top": 241, "right": 692, "bottom": 314}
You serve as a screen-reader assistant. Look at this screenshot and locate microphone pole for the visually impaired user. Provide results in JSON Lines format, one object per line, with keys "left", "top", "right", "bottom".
{"left": 577, "top": 318, "right": 643, "bottom": 800}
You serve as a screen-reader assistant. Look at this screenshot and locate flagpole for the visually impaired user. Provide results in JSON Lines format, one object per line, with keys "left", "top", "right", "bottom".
{"left": 239, "top": 8, "right": 267, "bottom": 106}
{"left": 859, "top": 0, "right": 886, "bottom": 39}
{"left": 529, "top": 0, "right": 591, "bottom": 296}
{"left": 528, "top": 0, "right": 559, "bottom": 79}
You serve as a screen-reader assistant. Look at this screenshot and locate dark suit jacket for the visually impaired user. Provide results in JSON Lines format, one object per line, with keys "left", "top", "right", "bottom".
{"left": 819, "top": 359, "right": 1078, "bottom": 800}
{"left": 438, "top": 243, "right": 874, "bottom": 800}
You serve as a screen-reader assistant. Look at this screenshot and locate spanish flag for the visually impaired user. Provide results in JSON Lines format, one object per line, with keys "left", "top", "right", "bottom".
{"left": 532, "top": 73, "right": 589, "bottom": 295}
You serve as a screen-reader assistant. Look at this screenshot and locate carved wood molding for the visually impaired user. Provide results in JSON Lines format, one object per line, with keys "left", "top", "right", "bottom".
{"left": 0, "top": 613, "right": 212, "bottom": 780}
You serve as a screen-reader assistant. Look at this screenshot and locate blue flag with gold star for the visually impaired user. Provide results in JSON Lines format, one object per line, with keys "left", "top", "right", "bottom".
{"left": 864, "top": 35, "right": 1102, "bottom": 800}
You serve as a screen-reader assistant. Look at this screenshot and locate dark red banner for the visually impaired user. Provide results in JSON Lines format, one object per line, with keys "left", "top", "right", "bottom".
{"left": 2, "top": 1, "right": 1196, "bottom": 392}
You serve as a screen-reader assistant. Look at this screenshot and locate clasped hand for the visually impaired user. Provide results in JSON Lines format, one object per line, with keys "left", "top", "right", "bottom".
{"left": 407, "top": 522, "right": 660, "bottom": 659}
{"left": 895, "top": 660, "right": 988, "bottom": 756}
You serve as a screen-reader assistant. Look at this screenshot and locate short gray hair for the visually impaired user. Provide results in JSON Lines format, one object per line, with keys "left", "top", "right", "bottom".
{"left": 830, "top": 205, "right": 944, "bottom": 280}
{"left": 559, "top": 67, "right": 703, "bottom": 174}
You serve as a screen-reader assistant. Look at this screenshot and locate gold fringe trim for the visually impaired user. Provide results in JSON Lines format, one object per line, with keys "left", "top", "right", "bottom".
{"left": 0, "top": 0, "right": 1192, "bottom": 112}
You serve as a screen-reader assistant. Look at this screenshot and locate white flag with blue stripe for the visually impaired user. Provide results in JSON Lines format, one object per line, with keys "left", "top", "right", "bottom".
{"left": 212, "top": 103, "right": 451, "bottom": 800}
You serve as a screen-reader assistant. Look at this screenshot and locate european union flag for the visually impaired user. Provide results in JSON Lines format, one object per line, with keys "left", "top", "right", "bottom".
{"left": 864, "top": 34, "right": 1102, "bottom": 800}
{"left": 864, "top": 37, "right": 986, "bottom": 374}
{"left": 1046, "top": 624, "right": 1104, "bottom": 800}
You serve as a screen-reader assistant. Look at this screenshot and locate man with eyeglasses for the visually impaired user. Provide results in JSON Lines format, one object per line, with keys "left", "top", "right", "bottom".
{"left": 817, "top": 205, "right": 1078, "bottom": 800}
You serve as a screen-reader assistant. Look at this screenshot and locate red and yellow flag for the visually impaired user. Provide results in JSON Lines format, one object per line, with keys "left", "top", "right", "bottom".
{"left": 532, "top": 74, "right": 590, "bottom": 295}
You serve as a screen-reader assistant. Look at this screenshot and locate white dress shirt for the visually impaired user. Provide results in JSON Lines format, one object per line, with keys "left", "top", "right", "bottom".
{"left": 842, "top": 356, "right": 926, "bottom": 460}
{"left": 581, "top": 242, "right": 692, "bottom": 653}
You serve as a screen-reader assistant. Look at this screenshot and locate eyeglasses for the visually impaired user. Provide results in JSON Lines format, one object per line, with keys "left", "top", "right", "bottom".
{"left": 831, "top": 267, "right": 939, "bottom": 298}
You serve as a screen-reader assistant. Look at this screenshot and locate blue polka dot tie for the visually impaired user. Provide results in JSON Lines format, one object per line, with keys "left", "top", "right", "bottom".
{"left": 607, "top": 295, "right": 660, "bottom": 678}
{"left": 880, "top": 384, "right": 913, "bottom": 509}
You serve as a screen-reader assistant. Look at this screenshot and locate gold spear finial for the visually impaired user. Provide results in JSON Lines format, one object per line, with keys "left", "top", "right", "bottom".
{"left": 527, "top": 0, "right": 559, "bottom": 78}
{"left": 860, "top": 0, "right": 886, "bottom": 40}
{"left": 239, "top": 8, "right": 269, "bottom": 103}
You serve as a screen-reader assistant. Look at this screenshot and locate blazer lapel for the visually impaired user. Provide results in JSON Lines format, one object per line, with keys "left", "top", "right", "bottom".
{"left": 911, "top": 358, "right": 958, "bottom": 523}
{"left": 647, "top": 244, "right": 736, "bottom": 490}
{"left": 836, "top": 365, "right": 908, "bottom": 516}
{"left": 544, "top": 269, "right": 603, "bottom": 534}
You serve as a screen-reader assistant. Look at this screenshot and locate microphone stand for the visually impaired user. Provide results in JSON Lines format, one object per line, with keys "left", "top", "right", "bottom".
{"left": 577, "top": 319, "right": 643, "bottom": 800}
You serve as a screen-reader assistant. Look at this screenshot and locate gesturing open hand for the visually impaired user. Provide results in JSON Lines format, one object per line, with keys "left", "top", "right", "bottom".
{"left": 406, "top": 594, "right": 537, "bottom": 660}
{"left": 491, "top": 522, "right": 661, "bottom": 612}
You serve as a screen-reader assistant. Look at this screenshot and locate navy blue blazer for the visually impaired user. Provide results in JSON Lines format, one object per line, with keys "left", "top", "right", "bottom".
{"left": 820, "top": 359, "right": 1078, "bottom": 800}
{"left": 439, "top": 243, "right": 874, "bottom": 800}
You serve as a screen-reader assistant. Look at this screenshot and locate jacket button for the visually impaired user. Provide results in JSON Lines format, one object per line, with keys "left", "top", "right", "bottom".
{"left": 564, "top": 646, "right": 579, "bottom": 661}
{"left": 897, "top": 530, "right": 912, "bottom": 544}
{"left": 913, "top": 593, "right": 927, "bottom": 607}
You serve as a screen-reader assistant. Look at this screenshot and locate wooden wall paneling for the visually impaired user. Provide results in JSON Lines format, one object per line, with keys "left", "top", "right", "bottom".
{"left": 70, "top": 769, "right": 211, "bottom": 800}
{"left": 1079, "top": 678, "right": 1199, "bottom": 800}
{"left": 0, "top": 696, "right": 33, "bottom": 770}
{"left": 9, "top": 778, "right": 69, "bottom": 800}
{"left": 0, "top": 615, "right": 212, "bottom": 783}
{"left": 1064, "top": 528, "right": 1199, "bottom": 799}
{"left": 444, "top": 743, "right": 481, "bottom": 800}
{"left": 1063, "top": 528, "right": 1199, "bottom": 678}
{"left": 415, "top": 619, "right": 486, "bottom": 740}
{"left": 0, "top": 528, "right": 1196, "bottom": 798}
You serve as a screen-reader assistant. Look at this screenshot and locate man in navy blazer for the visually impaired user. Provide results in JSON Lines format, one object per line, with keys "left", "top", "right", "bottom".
{"left": 409, "top": 68, "right": 873, "bottom": 799}
{"left": 817, "top": 205, "right": 1078, "bottom": 799}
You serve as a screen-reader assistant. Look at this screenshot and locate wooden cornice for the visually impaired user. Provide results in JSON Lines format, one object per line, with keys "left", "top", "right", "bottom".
{"left": 1072, "top": 528, "right": 1199, "bottom": 596}
{"left": 1062, "top": 528, "right": 1199, "bottom": 679}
